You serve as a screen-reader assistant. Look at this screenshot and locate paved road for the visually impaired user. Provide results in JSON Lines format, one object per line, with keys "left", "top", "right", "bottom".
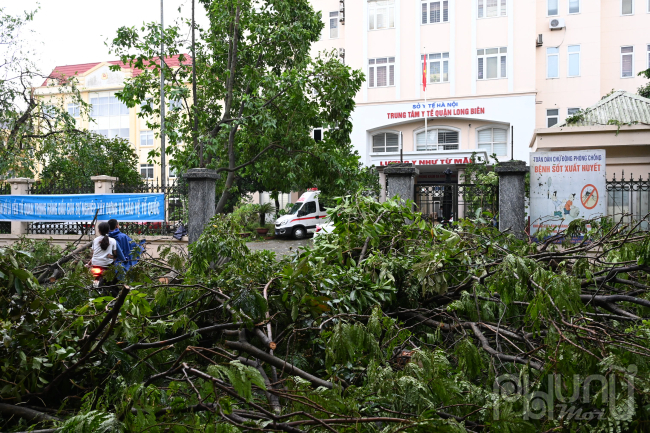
{"left": 246, "top": 237, "right": 312, "bottom": 257}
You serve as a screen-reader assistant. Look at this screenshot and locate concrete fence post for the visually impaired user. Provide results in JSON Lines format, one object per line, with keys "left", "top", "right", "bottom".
{"left": 495, "top": 160, "right": 528, "bottom": 239}
{"left": 383, "top": 163, "right": 419, "bottom": 209}
{"left": 91, "top": 176, "right": 118, "bottom": 233}
{"left": 183, "top": 168, "right": 219, "bottom": 243}
{"left": 6, "top": 178, "right": 35, "bottom": 236}
{"left": 91, "top": 175, "right": 118, "bottom": 195}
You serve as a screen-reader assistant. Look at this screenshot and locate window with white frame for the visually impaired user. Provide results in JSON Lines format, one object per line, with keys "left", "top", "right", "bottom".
{"left": 169, "top": 166, "right": 177, "bottom": 178}
{"left": 478, "top": 128, "right": 507, "bottom": 156}
{"left": 140, "top": 164, "right": 154, "bottom": 179}
{"left": 569, "top": 0, "right": 580, "bottom": 13}
{"left": 568, "top": 108, "right": 581, "bottom": 115}
{"left": 622, "top": 0, "right": 633, "bottom": 15}
{"left": 67, "top": 103, "right": 80, "bottom": 117}
{"left": 168, "top": 98, "right": 183, "bottom": 112}
{"left": 477, "top": 47, "right": 507, "bottom": 80}
{"left": 140, "top": 131, "right": 154, "bottom": 147}
{"left": 372, "top": 132, "right": 399, "bottom": 152}
{"left": 646, "top": 44, "right": 650, "bottom": 68}
{"left": 548, "top": 0, "right": 559, "bottom": 15}
{"left": 621, "top": 46, "right": 634, "bottom": 77}
{"left": 329, "top": 11, "right": 339, "bottom": 38}
{"left": 568, "top": 45, "right": 580, "bottom": 77}
{"left": 416, "top": 128, "right": 459, "bottom": 151}
{"left": 478, "top": 0, "right": 507, "bottom": 18}
{"left": 368, "top": 57, "right": 395, "bottom": 87}
{"left": 368, "top": 0, "right": 395, "bottom": 30}
{"left": 547, "top": 109, "right": 559, "bottom": 127}
{"left": 90, "top": 91, "right": 129, "bottom": 140}
{"left": 547, "top": 47, "right": 559, "bottom": 78}
{"left": 421, "top": 53, "right": 450, "bottom": 83}
{"left": 421, "top": 1, "right": 449, "bottom": 24}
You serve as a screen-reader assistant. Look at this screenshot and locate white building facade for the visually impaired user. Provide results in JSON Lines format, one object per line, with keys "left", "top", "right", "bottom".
{"left": 310, "top": 0, "right": 650, "bottom": 190}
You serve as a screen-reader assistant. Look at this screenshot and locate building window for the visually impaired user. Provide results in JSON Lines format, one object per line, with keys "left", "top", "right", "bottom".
{"left": 67, "top": 103, "right": 80, "bottom": 117}
{"left": 569, "top": 0, "right": 580, "bottom": 13}
{"left": 368, "top": 0, "right": 395, "bottom": 30}
{"left": 547, "top": 47, "right": 559, "bottom": 78}
{"left": 646, "top": 44, "right": 649, "bottom": 68}
{"left": 372, "top": 132, "right": 399, "bottom": 152}
{"left": 478, "top": 0, "right": 506, "bottom": 18}
{"left": 622, "top": 0, "right": 633, "bottom": 15}
{"left": 478, "top": 128, "right": 508, "bottom": 156}
{"left": 140, "top": 131, "right": 154, "bottom": 147}
{"left": 421, "top": 1, "right": 449, "bottom": 24}
{"left": 90, "top": 91, "right": 129, "bottom": 140}
{"left": 548, "top": 0, "right": 559, "bottom": 15}
{"left": 329, "top": 11, "right": 339, "bottom": 38}
{"left": 368, "top": 57, "right": 395, "bottom": 87}
{"left": 547, "top": 109, "right": 559, "bottom": 127}
{"left": 313, "top": 128, "right": 322, "bottom": 142}
{"left": 568, "top": 45, "right": 580, "bottom": 77}
{"left": 168, "top": 98, "right": 183, "bottom": 112}
{"left": 621, "top": 46, "right": 634, "bottom": 77}
{"left": 477, "top": 47, "right": 507, "bottom": 80}
{"left": 416, "top": 128, "right": 459, "bottom": 151}
{"left": 140, "top": 164, "right": 154, "bottom": 179}
{"left": 169, "top": 167, "right": 177, "bottom": 178}
{"left": 568, "top": 108, "right": 581, "bottom": 115}
{"left": 421, "top": 52, "right": 450, "bottom": 83}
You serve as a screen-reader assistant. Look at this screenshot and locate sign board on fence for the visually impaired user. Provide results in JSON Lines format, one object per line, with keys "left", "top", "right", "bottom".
{"left": 0, "top": 194, "right": 165, "bottom": 222}
{"left": 530, "top": 150, "right": 606, "bottom": 237}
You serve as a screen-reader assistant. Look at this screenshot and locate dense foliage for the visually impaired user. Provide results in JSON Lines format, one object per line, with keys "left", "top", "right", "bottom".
{"left": 1, "top": 196, "right": 650, "bottom": 432}
{"left": 36, "top": 132, "right": 143, "bottom": 191}
{"left": 109, "top": 0, "right": 378, "bottom": 211}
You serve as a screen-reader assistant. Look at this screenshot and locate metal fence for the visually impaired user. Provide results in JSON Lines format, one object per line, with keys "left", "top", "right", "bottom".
{"left": 0, "top": 182, "right": 10, "bottom": 196}
{"left": 28, "top": 181, "right": 95, "bottom": 195}
{"left": 606, "top": 172, "right": 650, "bottom": 229}
{"left": 23, "top": 182, "right": 96, "bottom": 235}
{"left": 415, "top": 183, "right": 498, "bottom": 221}
{"left": 113, "top": 178, "right": 188, "bottom": 236}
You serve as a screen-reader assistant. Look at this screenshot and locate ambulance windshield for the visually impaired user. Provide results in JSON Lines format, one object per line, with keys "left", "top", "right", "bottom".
{"left": 288, "top": 202, "right": 303, "bottom": 215}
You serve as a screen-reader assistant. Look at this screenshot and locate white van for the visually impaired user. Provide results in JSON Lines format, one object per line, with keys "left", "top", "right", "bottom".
{"left": 274, "top": 189, "right": 328, "bottom": 239}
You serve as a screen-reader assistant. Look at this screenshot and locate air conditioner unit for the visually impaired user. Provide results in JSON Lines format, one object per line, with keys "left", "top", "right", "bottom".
{"left": 549, "top": 18, "right": 565, "bottom": 30}
{"left": 338, "top": 48, "right": 345, "bottom": 58}
{"left": 536, "top": 34, "right": 543, "bottom": 47}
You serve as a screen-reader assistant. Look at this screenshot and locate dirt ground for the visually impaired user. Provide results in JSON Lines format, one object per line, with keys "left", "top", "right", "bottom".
{"left": 245, "top": 237, "right": 312, "bottom": 258}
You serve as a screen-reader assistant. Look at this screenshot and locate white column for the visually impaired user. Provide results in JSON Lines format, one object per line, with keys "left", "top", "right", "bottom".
{"left": 471, "top": 0, "right": 477, "bottom": 96}
{"left": 449, "top": 0, "right": 456, "bottom": 97}
{"left": 6, "top": 178, "right": 35, "bottom": 236}
{"left": 507, "top": 0, "right": 514, "bottom": 92}
{"left": 395, "top": 0, "right": 401, "bottom": 100}
{"left": 415, "top": 0, "right": 421, "bottom": 99}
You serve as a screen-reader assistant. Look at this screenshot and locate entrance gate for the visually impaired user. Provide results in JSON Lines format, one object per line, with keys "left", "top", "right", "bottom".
{"left": 415, "top": 184, "right": 499, "bottom": 220}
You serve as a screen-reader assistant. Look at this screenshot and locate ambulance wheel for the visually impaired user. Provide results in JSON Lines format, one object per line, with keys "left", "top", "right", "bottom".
{"left": 293, "top": 226, "right": 307, "bottom": 240}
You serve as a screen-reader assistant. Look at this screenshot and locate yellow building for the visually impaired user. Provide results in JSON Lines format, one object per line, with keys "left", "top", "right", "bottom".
{"left": 35, "top": 57, "right": 187, "bottom": 182}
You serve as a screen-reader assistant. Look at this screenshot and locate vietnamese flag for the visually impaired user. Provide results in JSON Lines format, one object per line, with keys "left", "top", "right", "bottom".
{"left": 422, "top": 57, "right": 427, "bottom": 91}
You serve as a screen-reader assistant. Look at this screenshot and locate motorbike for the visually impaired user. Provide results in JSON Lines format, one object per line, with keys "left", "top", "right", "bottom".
{"left": 90, "top": 265, "right": 107, "bottom": 288}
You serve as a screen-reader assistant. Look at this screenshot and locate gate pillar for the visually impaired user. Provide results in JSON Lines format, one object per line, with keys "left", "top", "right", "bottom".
{"left": 384, "top": 163, "right": 419, "bottom": 210}
{"left": 495, "top": 160, "right": 527, "bottom": 239}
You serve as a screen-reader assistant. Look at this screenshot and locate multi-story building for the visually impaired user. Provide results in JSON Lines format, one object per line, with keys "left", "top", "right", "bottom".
{"left": 35, "top": 57, "right": 186, "bottom": 182}
{"left": 311, "top": 0, "right": 649, "bottom": 190}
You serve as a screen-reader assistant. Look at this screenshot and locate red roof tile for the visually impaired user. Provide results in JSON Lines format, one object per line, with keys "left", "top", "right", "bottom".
{"left": 41, "top": 55, "right": 191, "bottom": 87}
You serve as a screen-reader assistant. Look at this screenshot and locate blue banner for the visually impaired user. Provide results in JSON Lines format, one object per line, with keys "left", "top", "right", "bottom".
{"left": 0, "top": 194, "right": 165, "bottom": 222}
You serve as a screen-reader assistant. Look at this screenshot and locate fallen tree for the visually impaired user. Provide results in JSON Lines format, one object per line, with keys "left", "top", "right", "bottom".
{"left": 1, "top": 197, "right": 650, "bottom": 432}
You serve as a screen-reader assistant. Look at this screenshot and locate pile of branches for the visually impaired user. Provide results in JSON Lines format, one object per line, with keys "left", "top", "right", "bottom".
{"left": 1, "top": 196, "right": 650, "bottom": 433}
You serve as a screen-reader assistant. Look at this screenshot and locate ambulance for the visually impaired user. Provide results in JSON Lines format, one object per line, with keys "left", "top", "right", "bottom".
{"left": 274, "top": 189, "right": 328, "bottom": 239}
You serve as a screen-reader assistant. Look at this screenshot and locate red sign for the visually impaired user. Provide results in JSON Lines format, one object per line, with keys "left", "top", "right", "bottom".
{"left": 379, "top": 157, "right": 472, "bottom": 166}
{"left": 581, "top": 184, "right": 599, "bottom": 210}
{"left": 387, "top": 107, "right": 485, "bottom": 120}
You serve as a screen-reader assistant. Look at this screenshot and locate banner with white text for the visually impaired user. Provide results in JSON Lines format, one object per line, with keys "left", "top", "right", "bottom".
{"left": 530, "top": 150, "right": 606, "bottom": 237}
{"left": 0, "top": 194, "right": 165, "bottom": 222}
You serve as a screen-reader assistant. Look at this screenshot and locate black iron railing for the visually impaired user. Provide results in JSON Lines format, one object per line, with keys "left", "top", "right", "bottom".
{"left": 0, "top": 222, "right": 10, "bottom": 234}
{"left": 26, "top": 222, "right": 95, "bottom": 235}
{"left": 0, "top": 182, "right": 10, "bottom": 195}
{"left": 113, "top": 178, "right": 188, "bottom": 236}
{"left": 606, "top": 172, "right": 650, "bottom": 228}
{"left": 28, "top": 182, "right": 95, "bottom": 195}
